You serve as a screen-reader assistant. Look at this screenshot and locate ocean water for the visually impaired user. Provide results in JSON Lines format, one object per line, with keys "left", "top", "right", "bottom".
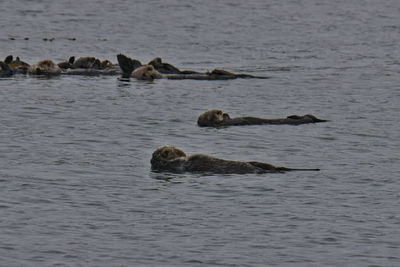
{"left": 1, "top": 0, "right": 399, "bottom": 266}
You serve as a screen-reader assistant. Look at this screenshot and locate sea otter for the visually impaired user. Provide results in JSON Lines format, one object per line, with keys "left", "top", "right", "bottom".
{"left": 131, "top": 65, "right": 163, "bottom": 80}
{"left": 197, "top": 109, "right": 328, "bottom": 127}
{"left": 28, "top": 59, "right": 62, "bottom": 75}
{"left": 151, "top": 145, "right": 320, "bottom": 174}
{"left": 57, "top": 56, "right": 75, "bottom": 69}
{"left": 117, "top": 54, "right": 268, "bottom": 80}
{"left": 70, "top": 56, "right": 101, "bottom": 69}
{"left": 0, "top": 61, "right": 13, "bottom": 77}
{"left": 56, "top": 56, "right": 121, "bottom": 75}
{"left": 148, "top": 57, "right": 199, "bottom": 74}
{"left": 4, "top": 55, "right": 30, "bottom": 74}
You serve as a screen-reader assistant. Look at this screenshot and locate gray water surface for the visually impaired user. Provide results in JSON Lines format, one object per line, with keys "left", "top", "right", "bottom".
{"left": 1, "top": 0, "right": 400, "bottom": 266}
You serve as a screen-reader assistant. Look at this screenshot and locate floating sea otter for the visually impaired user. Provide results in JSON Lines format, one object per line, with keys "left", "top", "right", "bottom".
{"left": 0, "top": 61, "right": 13, "bottom": 77}
{"left": 28, "top": 59, "right": 62, "bottom": 75}
{"left": 57, "top": 56, "right": 75, "bottom": 69}
{"left": 131, "top": 65, "right": 163, "bottom": 80}
{"left": 117, "top": 54, "right": 268, "bottom": 80}
{"left": 148, "top": 57, "right": 200, "bottom": 74}
{"left": 151, "top": 145, "right": 320, "bottom": 174}
{"left": 117, "top": 54, "right": 162, "bottom": 80}
{"left": 57, "top": 56, "right": 120, "bottom": 75}
{"left": 197, "top": 109, "right": 328, "bottom": 127}
{"left": 4, "top": 55, "right": 30, "bottom": 74}
{"left": 71, "top": 56, "right": 101, "bottom": 69}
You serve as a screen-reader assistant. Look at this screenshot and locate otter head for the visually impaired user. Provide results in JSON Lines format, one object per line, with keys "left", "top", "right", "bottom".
{"left": 144, "top": 65, "right": 159, "bottom": 80}
{"left": 101, "top": 60, "right": 112, "bottom": 68}
{"left": 150, "top": 145, "right": 187, "bottom": 171}
{"left": 148, "top": 57, "right": 162, "bottom": 67}
{"left": 197, "top": 109, "right": 230, "bottom": 126}
{"left": 40, "top": 60, "right": 55, "bottom": 67}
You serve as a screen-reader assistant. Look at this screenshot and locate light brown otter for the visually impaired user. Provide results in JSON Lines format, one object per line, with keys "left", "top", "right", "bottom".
{"left": 151, "top": 145, "right": 320, "bottom": 174}
{"left": 197, "top": 109, "right": 328, "bottom": 127}
{"left": 131, "top": 65, "right": 163, "bottom": 80}
{"left": 28, "top": 59, "right": 61, "bottom": 75}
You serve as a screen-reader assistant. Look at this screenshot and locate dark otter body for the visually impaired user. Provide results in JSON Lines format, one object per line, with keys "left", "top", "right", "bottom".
{"left": 197, "top": 109, "right": 328, "bottom": 127}
{"left": 165, "top": 69, "right": 268, "bottom": 80}
{"left": 117, "top": 54, "right": 143, "bottom": 77}
{"left": 70, "top": 56, "right": 101, "bottom": 69}
{"left": 57, "top": 56, "right": 121, "bottom": 75}
{"left": 117, "top": 54, "right": 268, "bottom": 80}
{"left": 151, "top": 146, "right": 320, "bottom": 174}
{"left": 148, "top": 57, "right": 199, "bottom": 75}
{"left": 222, "top": 114, "right": 327, "bottom": 126}
{"left": 57, "top": 56, "right": 75, "bottom": 69}
{"left": 4, "top": 55, "right": 30, "bottom": 74}
{"left": 0, "top": 61, "right": 13, "bottom": 77}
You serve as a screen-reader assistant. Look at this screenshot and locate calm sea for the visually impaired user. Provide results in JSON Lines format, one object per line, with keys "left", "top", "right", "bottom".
{"left": 1, "top": 0, "right": 399, "bottom": 266}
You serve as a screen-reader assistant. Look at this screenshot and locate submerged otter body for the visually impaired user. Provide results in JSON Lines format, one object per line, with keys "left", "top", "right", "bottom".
{"left": 151, "top": 145, "right": 320, "bottom": 174}
{"left": 117, "top": 54, "right": 268, "bottom": 80}
{"left": 197, "top": 109, "right": 328, "bottom": 127}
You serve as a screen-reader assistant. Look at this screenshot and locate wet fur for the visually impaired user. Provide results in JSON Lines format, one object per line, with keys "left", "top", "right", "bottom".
{"left": 0, "top": 61, "right": 13, "bottom": 77}
{"left": 117, "top": 53, "right": 268, "bottom": 80}
{"left": 132, "top": 65, "right": 162, "bottom": 80}
{"left": 151, "top": 146, "right": 320, "bottom": 174}
{"left": 197, "top": 109, "right": 328, "bottom": 127}
{"left": 28, "top": 60, "right": 61, "bottom": 75}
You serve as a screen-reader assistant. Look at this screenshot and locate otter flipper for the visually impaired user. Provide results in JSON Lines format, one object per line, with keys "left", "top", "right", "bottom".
{"left": 117, "top": 54, "right": 142, "bottom": 77}
{"left": 4, "top": 55, "right": 13, "bottom": 64}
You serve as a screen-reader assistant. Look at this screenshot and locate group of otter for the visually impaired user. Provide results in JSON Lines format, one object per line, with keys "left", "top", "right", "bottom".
{"left": 1, "top": 53, "right": 327, "bottom": 175}
{"left": 151, "top": 109, "right": 326, "bottom": 175}
{"left": 0, "top": 54, "right": 267, "bottom": 79}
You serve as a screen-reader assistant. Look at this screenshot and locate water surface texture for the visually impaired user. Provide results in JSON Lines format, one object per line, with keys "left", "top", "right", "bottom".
{"left": 1, "top": 0, "right": 400, "bottom": 266}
